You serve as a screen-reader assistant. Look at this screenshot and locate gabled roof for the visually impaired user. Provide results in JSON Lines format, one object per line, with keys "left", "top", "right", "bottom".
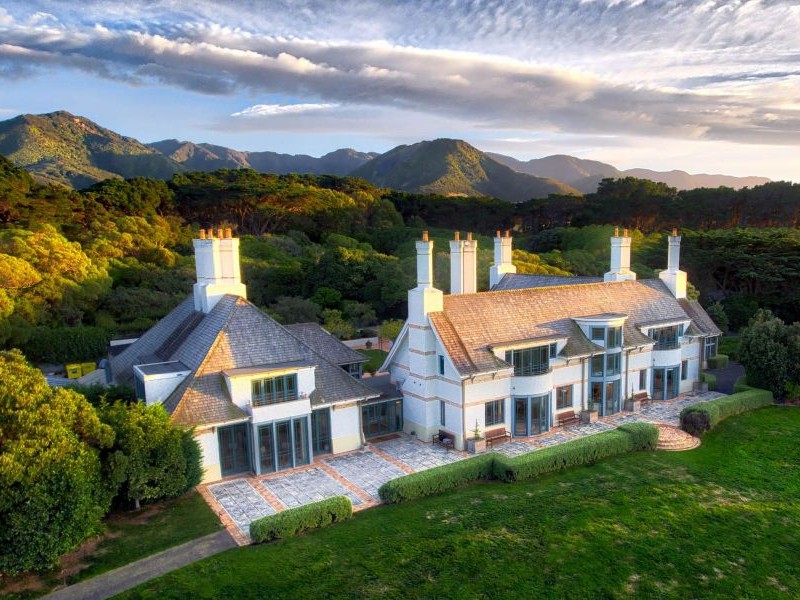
{"left": 679, "top": 299, "right": 723, "bottom": 337}
{"left": 428, "top": 279, "right": 688, "bottom": 377}
{"left": 493, "top": 273, "right": 603, "bottom": 291}
{"left": 284, "top": 323, "right": 368, "bottom": 366}
{"left": 112, "top": 296, "right": 379, "bottom": 427}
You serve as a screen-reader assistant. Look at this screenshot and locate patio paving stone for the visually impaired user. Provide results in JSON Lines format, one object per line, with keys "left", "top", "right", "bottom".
{"left": 373, "top": 437, "right": 462, "bottom": 471}
{"left": 208, "top": 479, "right": 275, "bottom": 536}
{"left": 261, "top": 467, "right": 363, "bottom": 508}
{"left": 324, "top": 451, "right": 406, "bottom": 500}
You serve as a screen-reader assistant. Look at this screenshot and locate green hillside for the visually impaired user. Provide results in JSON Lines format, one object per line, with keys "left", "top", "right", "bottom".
{"left": 0, "top": 111, "right": 184, "bottom": 188}
{"left": 351, "top": 138, "right": 581, "bottom": 202}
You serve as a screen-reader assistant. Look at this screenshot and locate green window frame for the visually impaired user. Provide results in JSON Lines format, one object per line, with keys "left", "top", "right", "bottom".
{"left": 440, "top": 400, "right": 446, "bottom": 426}
{"left": 606, "top": 352, "right": 621, "bottom": 376}
{"left": 252, "top": 374, "right": 298, "bottom": 407}
{"left": 591, "top": 327, "right": 604, "bottom": 341}
{"left": 606, "top": 326, "right": 622, "bottom": 348}
{"left": 505, "top": 346, "right": 550, "bottom": 376}
{"left": 651, "top": 324, "right": 684, "bottom": 350}
{"left": 591, "top": 355, "right": 604, "bottom": 377}
{"left": 485, "top": 399, "right": 505, "bottom": 427}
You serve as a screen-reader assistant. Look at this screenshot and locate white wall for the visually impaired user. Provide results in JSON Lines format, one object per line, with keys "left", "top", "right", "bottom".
{"left": 196, "top": 428, "right": 221, "bottom": 484}
{"left": 331, "top": 403, "right": 362, "bottom": 453}
{"left": 226, "top": 366, "right": 316, "bottom": 412}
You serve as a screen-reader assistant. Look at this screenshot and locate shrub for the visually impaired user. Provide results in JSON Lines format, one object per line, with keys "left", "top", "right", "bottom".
{"left": 733, "top": 375, "right": 751, "bottom": 393}
{"left": 378, "top": 454, "right": 497, "bottom": 503}
{"left": 718, "top": 336, "right": 739, "bottom": 361}
{"left": 250, "top": 496, "right": 352, "bottom": 543}
{"left": 707, "top": 354, "right": 729, "bottom": 369}
{"left": 20, "top": 326, "right": 111, "bottom": 364}
{"left": 680, "top": 386, "right": 773, "bottom": 435}
{"left": 700, "top": 372, "right": 717, "bottom": 391}
{"left": 493, "top": 424, "right": 658, "bottom": 483}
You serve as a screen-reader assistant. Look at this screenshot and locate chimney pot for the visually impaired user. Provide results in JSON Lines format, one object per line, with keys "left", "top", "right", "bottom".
{"left": 504, "top": 230, "right": 511, "bottom": 238}
{"left": 623, "top": 228, "right": 629, "bottom": 237}
{"left": 217, "top": 227, "right": 224, "bottom": 239}
{"left": 199, "top": 229, "right": 206, "bottom": 239}
{"left": 496, "top": 230, "right": 501, "bottom": 238}
{"left": 454, "top": 231, "right": 460, "bottom": 241}
{"left": 672, "top": 228, "right": 678, "bottom": 237}
{"left": 467, "top": 232, "right": 473, "bottom": 241}
{"left": 614, "top": 227, "right": 619, "bottom": 237}
{"left": 225, "top": 227, "right": 232, "bottom": 239}
{"left": 422, "top": 230, "right": 429, "bottom": 242}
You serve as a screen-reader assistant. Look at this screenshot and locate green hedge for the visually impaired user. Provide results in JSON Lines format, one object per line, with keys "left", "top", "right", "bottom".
{"left": 378, "top": 453, "right": 497, "bottom": 504}
{"left": 19, "top": 326, "right": 111, "bottom": 364}
{"left": 707, "top": 354, "right": 729, "bottom": 369}
{"left": 701, "top": 372, "right": 717, "bottom": 391}
{"left": 493, "top": 423, "right": 658, "bottom": 483}
{"left": 250, "top": 496, "right": 352, "bottom": 543}
{"left": 733, "top": 375, "right": 751, "bottom": 393}
{"left": 679, "top": 387, "right": 773, "bottom": 436}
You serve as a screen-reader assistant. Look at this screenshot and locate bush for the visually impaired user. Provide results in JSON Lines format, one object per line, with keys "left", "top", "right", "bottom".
{"left": 707, "top": 354, "right": 729, "bottom": 369}
{"left": 733, "top": 376, "right": 751, "bottom": 393}
{"left": 250, "top": 496, "right": 352, "bottom": 543}
{"left": 680, "top": 386, "right": 773, "bottom": 435}
{"left": 493, "top": 424, "right": 658, "bottom": 483}
{"left": 378, "top": 454, "right": 497, "bottom": 503}
{"left": 20, "top": 326, "right": 111, "bottom": 364}
{"left": 719, "top": 336, "right": 739, "bottom": 361}
{"left": 700, "top": 372, "right": 717, "bottom": 391}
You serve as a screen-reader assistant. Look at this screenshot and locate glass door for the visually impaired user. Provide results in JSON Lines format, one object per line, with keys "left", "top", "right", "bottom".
{"left": 604, "top": 380, "right": 621, "bottom": 415}
{"left": 311, "top": 409, "right": 332, "bottom": 455}
{"left": 276, "top": 421, "right": 292, "bottom": 470}
{"left": 218, "top": 423, "right": 251, "bottom": 477}
{"left": 653, "top": 368, "right": 665, "bottom": 400}
{"left": 259, "top": 425, "right": 275, "bottom": 473}
{"left": 293, "top": 419, "right": 309, "bottom": 466}
{"left": 653, "top": 367, "right": 680, "bottom": 401}
{"left": 531, "top": 395, "right": 550, "bottom": 435}
{"left": 514, "top": 397, "right": 528, "bottom": 436}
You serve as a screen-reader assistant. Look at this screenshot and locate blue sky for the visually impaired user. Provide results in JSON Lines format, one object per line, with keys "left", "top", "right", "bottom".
{"left": 1, "top": 0, "right": 798, "bottom": 179}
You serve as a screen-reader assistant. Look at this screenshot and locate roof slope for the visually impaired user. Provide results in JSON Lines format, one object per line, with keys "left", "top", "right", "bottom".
{"left": 284, "top": 323, "right": 368, "bottom": 365}
{"left": 678, "top": 299, "right": 723, "bottom": 337}
{"left": 429, "top": 279, "right": 692, "bottom": 376}
{"left": 493, "top": 273, "right": 602, "bottom": 291}
{"left": 113, "top": 296, "right": 378, "bottom": 427}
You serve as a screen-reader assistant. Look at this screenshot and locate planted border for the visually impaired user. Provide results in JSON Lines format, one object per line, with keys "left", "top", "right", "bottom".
{"left": 700, "top": 372, "right": 717, "bottom": 391}
{"left": 379, "top": 423, "right": 658, "bottom": 502}
{"left": 679, "top": 385, "right": 773, "bottom": 436}
{"left": 250, "top": 496, "right": 352, "bottom": 543}
{"left": 707, "top": 354, "right": 730, "bottom": 369}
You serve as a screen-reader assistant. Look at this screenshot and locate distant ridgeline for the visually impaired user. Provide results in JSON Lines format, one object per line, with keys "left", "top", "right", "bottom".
{"left": 1, "top": 153, "right": 800, "bottom": 363}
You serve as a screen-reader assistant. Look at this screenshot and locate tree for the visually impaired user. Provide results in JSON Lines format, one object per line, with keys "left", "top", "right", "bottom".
{"left": 738, "top": 310, "right": 800, "bottom": 400}
{"left": 379, "top": 319, "right": 404, "bottom": 343}
{"left": 0, "top": 350, "right": 114, "bottom": 574}
{"left": 322, "top": 309, "right": 356, "bottom": 340}
{"left": 705, "top": 302, "right": 729, "bottom": 333}
{"left": 101, "top": 402, "right": 198, "bottom": 510}
{"left": 268, "top": 296, "right": 321, "bottom": 324}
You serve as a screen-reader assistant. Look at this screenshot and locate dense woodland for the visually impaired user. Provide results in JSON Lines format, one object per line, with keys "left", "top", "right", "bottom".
{"left": 2, "top": 154, "right": 800, "bottom": 364}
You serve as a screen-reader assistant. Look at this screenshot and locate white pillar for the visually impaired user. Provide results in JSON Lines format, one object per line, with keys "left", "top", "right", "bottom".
{"left": 462, "top": 233, "right": 477, "bottom": 294}
{"left": 604, "top": 228, "right": 636, "bottom": 282}
{"left": 449, "top": 232, "right": 464, "bottom": 295}
{"left": 489, "top": 230, "right": 516, "bottom": 288}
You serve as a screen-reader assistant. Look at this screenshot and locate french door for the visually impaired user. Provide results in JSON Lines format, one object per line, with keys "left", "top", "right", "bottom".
{"left": 513, "top": 395, "right": 550, "bottom": 436}
{"left": 218, "top": 423, "right": 251, "bottom": 477}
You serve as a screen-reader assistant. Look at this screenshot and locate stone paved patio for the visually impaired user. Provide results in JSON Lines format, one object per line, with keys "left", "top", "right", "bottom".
{"left": 207, "top": 479, "right": 275, "bottom": 534}
{"left": 373, "top": 437, "right": 462, "bottom": 471}
{"left": 261, "top": 467, "right": 363, "bottom": 509}
{"left": 323, "top": 451, "right": 406, "bottom": 500}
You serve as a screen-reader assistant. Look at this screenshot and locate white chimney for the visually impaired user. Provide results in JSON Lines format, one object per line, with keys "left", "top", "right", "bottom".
{"left": 193, "top": 227, "right": 247, "bottom": 313}
{"left": 408, "top": 230, "right": 443, "bottom": 325}
{"left": 659, "top": 229, "right": 687, "bottom": 299}
{"left": 489, "top": 230, "right": 516, "bottom": 288}
{"left": 449, "top": 232, "right": 477, "bottom": 295}
{"left": 449, "top": 232, "right": 464, "bottom": 294}
{"left": 604, "top": 228, "right": 636, "bottom": 282}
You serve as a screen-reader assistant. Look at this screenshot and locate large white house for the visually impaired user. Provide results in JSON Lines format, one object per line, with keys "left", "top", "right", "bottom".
{"left": 381, "top": 229, "right": 722, "bottom": 450}
{"left": 111, "top": 226, "right": 720, "bottom": 482}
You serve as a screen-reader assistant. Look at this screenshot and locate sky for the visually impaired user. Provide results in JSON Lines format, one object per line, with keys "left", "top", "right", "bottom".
{"left": 0, "top": 0, "right": 798, "bottom": 180}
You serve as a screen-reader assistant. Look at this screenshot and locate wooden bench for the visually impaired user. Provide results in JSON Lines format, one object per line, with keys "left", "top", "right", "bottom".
{"left": 432, "top": 429, "right": 455, "bottom": 449}
{"left": 485, "top": 427, "right": 512, "bottom": 448}
{"left": 556, "top": 409, "right": 580, "bottom": 428}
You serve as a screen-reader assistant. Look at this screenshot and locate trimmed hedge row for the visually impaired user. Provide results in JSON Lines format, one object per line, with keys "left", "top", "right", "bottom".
{"left": 493, "top": 423, "right": 658, "bottom": 483}
{"left": 250, "top": 496, "right": 352, "bottom": 543}
{"left": 378, "top": 453, "right": 496, "bottom": 503}
{"left": 679, "top": 386, "right": 773, "bottom": 436}
{"left": 378, "top": 423, "right": 659, "bottom": 502}
{"left": 707, "top": 353, "right": 730, "bottom": 369}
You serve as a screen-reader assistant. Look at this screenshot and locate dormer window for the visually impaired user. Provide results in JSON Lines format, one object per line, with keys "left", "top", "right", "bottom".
{"left": 651, "top": 324, "right": 684, "bottom": 350}
{"left": 606, "top": 327, "right": 622, "bottom": 348}
{"left": 252, "top": 374, "right": 298, "bottom": 406}
{"left": 505, "top": 346, "right": 551, "bottom": 376}
{"left": 341, "top": 362, "right": 362, "bottom": 379}
{"left": 591, "top": 327, "right": 604, "bottom": 341}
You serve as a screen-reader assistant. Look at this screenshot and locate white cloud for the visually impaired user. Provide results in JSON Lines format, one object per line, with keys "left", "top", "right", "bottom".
{"left": 231, "top": 103, "right": 337, "bottom": 117}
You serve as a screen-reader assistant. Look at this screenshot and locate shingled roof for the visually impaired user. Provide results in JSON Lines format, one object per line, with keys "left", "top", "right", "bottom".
{"left": 493, "top": 273, "right": 603, "bottom": 291}
{"left": 679, "top": 299, "right": 723, "bottom": 337}
{"left": 428, "top": 279, "right": 702, "bottom": 377}
{"left": 284, "top": 323, "right": 368, "bottom": 366}
{"left": 112, "top": 295, "right": 379, "bottom": 427}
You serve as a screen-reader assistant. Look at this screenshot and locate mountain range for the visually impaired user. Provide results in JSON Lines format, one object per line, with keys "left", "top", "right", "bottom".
{"left": 0, "top": 111, "right": 772, "bottom": 199}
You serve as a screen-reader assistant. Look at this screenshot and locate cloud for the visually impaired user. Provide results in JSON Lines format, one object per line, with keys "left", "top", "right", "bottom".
{"left": 1, "top": 0, "right": 799, "bottom": 146}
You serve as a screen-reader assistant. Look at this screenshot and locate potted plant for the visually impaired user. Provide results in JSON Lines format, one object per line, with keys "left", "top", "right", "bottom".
{"left": 466, "top": 420, "right": 486, "bottom": 453}
{"left": 624, "top": 395, "right": 641, "bottom": 412}
{"left": 581, "top": 398, "right": 599, "bottom": 423}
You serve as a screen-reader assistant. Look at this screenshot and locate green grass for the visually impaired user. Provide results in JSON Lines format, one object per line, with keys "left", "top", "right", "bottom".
{"left": 360, "top": 348, "right": 388, "bottom": 373}
{"left": 120, "top": 408, "right": 800, "bottom": 599}
{"left": 2, "top": 491, "right": 222, "bottom": 597}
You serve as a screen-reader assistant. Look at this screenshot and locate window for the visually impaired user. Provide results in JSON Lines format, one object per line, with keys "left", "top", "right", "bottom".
{"left": 704, "top": 336, "right": 718, "bottom": 360}
{"left": 591, "top": 327, "right": 604, "bottom": 341}
{"left": 606, "top": 327, "right": 622, "bottom": 348}
{"left": 606, "top": 352, "right": 621, "bottom": 376}
{"left": 556, "top": 385, "right": 572, "bottom": 410}
{"left": 252, "top": 374, "right": 298, "bottom": 406}
{"left": 342, "top": 362, "right": 362, "bottom": 379}
{"left": 639, "top": 369, "right": 647, "bottom": 390}
{"left": 438, "top": 355, "right": 445, "bottom": 376}
{"left": 681, "top": 360, "right": 688, "bottom": 380}
{"left": 651, "top": 325, "right": 684, "bottom": 350}
{"left": 591, "top": 355, "right": 604, "bottom": 377}
{"left": 440, "top": 400, "right": 446, "bottom": 426}
{"left": 485, "top": 400, "right": 505, "bottom": 427}
{"left": 549, "top": 342, "right": 558, "bottom": 359}
{"left": 134, "top": 374, "right": 146, "bottom": 401}
{"left": 505, "top": 346, "right": 550, "bottom": 376}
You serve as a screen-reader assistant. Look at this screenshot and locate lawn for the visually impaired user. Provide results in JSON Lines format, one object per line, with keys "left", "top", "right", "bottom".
{"left": 1, "top": 491, "right": 221, "bottom": 598}
{"left": 360, "top": 348, "right": 388, "bottom": 373}
{"left": 121, "top": 407, "right": 800, "bottom": 599}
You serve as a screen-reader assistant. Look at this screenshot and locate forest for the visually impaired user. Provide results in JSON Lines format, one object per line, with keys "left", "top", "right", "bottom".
{"left": 2, "top": 154, "right": 800, "bottom": 365}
